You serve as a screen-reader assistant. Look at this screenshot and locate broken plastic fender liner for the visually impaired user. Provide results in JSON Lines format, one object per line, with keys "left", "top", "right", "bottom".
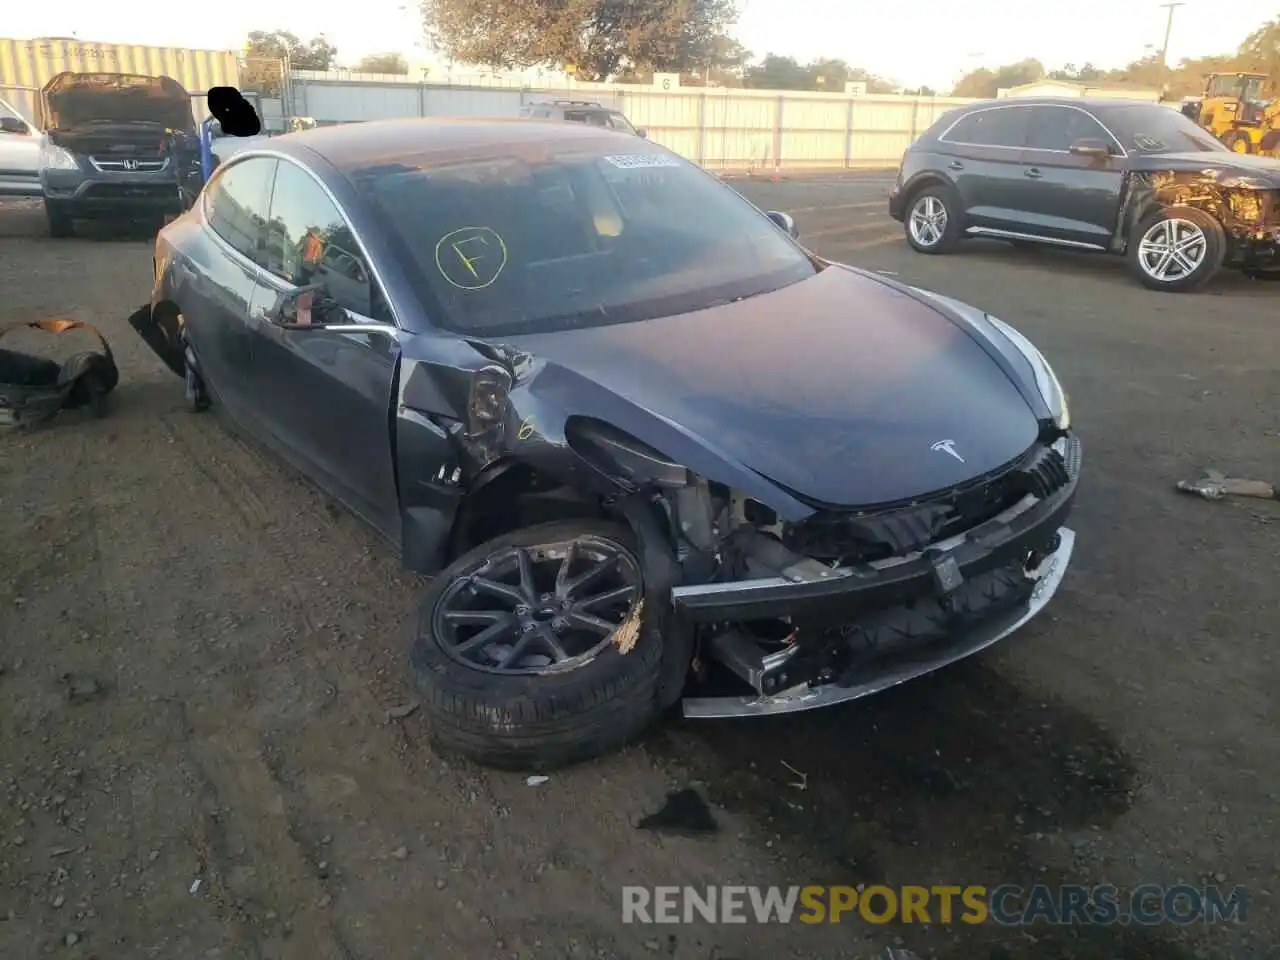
{"left": 613, "top": 599, "right": 645, "bottom": 655}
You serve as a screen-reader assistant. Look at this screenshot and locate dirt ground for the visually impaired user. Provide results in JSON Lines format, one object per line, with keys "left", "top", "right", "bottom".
{"left": 0, "top": 181, "right": 1277, "bottom": 960}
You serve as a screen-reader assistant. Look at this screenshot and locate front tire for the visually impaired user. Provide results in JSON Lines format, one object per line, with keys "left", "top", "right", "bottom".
{"left": 409, "top": 519, "right": 665, "bottom": 770}
{"left": 1127, "top": 206, "right": 1225, "bottom": 293}
{"left": 44, "top": 200, "right": 74, "bottom": 239}
{"left": 184, "top": 360, "right": 210, "bottom": 412}
{"left": 903, "top": 185, "right": 963, "bottom": 254}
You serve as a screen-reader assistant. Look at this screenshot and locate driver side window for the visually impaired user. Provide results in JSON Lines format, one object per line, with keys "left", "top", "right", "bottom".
{"left": 264, "top": 160, "right": 377, "bottom": 320}
{"left": 1205, "top": 76, "right": 1237, "bottom": 98}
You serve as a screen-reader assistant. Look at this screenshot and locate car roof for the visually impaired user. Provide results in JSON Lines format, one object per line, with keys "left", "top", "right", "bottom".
{"left": 258, "top": 117, "right": 648, "bottom": 174}
{"left": 529, "top": 100, "right": 608, "bottom": 109}
{"left": 957, "top": 96, "right": 1174, "bottom": 111}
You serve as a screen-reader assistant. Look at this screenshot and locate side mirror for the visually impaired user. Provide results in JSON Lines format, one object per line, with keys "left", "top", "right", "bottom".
{"left": 267, "top": 283, "right": 346, "bottom": 328}
{"left": 0, "top": 116, "right": 31, "bottom": 136}
{"left": 1068, "top": 138, "right": 1112, "bottom": 159}
{"left": 767, "top": 210, "right": 800, "bottom": 239}
{"left": 635, "top": 127, "right": 648, "bottom": 139}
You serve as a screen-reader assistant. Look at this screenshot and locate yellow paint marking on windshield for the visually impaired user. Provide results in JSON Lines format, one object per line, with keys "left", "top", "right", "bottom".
{"left": 434, "top": 226, "right": 508, "bottom": 290}
{"left": 517, "top": 416, "right": 537, "bottom": 440}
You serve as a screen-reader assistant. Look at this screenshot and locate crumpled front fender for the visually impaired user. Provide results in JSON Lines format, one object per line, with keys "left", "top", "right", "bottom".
{"left": 127, "top": 304, "right": 186, "bottom": 378}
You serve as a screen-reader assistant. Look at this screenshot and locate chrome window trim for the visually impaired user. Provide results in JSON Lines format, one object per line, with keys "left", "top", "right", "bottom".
{"left": 938, "top": 102, "right": 1128, "bottom": 158}
{"left": 198, "top": 149, "right": 405, "bottom": 331}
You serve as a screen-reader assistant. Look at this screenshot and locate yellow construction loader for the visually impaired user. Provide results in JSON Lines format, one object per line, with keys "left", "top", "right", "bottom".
{"left": 1180, "top": 72, "right": 1280, "bottom": 156}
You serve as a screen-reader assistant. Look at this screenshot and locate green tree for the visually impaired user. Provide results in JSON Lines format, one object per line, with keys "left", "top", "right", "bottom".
{"left": 744, "top": 54, "right": 810, "bottom": 89}
{"left": 951, "top": 58, "right": 1043, "bottom": 97}
{"left": 742, "top": 55, "right": 893, "bottom": 92}
{"left": 420, "top": 0, "right": 739, "bottom": 81}
{"left": 1238, "top": 16, "right": 1280, "bottom": 79}
{"left": 1049, "top": 62, "right": 1102, "bottom": 82}
{"left": 355, "top": 53, "right": 409, "bottom": 74}
{"left": 243, "top": 30, "right": 339, "bottom": 94}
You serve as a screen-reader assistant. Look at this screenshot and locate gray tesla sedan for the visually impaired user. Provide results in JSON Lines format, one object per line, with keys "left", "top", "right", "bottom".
{"left": 132, "top": 118, "right": 1080, "bottom": 770}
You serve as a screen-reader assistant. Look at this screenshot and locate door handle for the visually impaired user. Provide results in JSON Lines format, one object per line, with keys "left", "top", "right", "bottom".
{"left": 1025, "top": 168, "right": 1043, "bottom": 179}
{"left": 948, "top": 161, "right": 964, "bottom": 170}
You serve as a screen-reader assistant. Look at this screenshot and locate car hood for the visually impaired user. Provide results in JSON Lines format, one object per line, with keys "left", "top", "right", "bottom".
{"left": 502, "top": 266, "right": 1042, "bottom": 508}
{"left": 1129, "top": 151, "right": 1280, "bottom": 186}
{"left": 39, "top": 72, "right": 194, "bottom": 133}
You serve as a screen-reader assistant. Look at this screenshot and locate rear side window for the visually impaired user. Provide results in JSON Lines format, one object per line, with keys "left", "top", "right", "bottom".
{"left": 941, "top": 107, "right": 1030, "bottom": 148}
{"left": 204, "top": 157, "right": 278, "bottom": 266}
{"left": 606, "top": 113, "right": 636, "bottom": 134}
{"left": 566, "top": 110, "right": 610, "bottom": 127}
{"left": 1026, "top": 106, "right": 1115, "bottom": 152}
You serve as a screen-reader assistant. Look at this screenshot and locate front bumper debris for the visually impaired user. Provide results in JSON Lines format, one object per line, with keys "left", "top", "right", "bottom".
{"left": 681, "top": 527, "right": 1074, "bottom": 718}
{"left": 677, "top": 435, "right": 1081, "bottom": 719}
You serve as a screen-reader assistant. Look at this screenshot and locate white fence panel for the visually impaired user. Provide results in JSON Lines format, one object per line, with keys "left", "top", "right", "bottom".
{"left": 286, "top": 73, "right": 982, "bottom": 169}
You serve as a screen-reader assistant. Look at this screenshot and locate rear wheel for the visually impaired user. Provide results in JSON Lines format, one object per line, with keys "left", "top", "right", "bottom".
{"left": 44, "top": 200, "right": 74, "bottom": 239}
{"left": 409, "top": 519, "right": 664, "bottom": 770}
{"left": 903, "top": 185, "right": 962, "bottom": 254}
{"left": 1127, "top": 206, "right": 1225, "bottom": 293}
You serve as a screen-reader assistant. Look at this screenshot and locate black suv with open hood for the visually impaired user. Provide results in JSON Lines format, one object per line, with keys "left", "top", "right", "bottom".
{"left": 36, "top": 72, "right": 203, "bottom": 237}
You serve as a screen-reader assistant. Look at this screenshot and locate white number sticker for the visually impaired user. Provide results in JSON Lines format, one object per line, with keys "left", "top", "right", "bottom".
{"left": 602, "top": 154, "right": 681, "bottom": 169}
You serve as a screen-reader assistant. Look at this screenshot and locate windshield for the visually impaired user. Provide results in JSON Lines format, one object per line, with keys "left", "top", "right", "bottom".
{"left": 1241, "top": 76, "right": 1266, "bottom": 102}
{"left": 1097, "top": 104, "right": 1230, "bottom": 154}
{"left": 356, "top": 147, "right": 816, "bottom": 336}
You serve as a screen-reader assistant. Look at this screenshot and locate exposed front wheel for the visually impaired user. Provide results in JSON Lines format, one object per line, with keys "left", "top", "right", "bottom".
{"left": 1127, "top": 207, "right": 1225, "bottom": 292}
{"left": 44, "top": 200, "right": 74, "bottom": 239}
{"left": 409, "top": 520, "right": 664, "bottom": 770}
{"left": 904, "top": 186, "right": 962, "bottom": 254}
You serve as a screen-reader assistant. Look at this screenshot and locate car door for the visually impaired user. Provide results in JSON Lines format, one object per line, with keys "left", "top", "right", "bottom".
{"left": 190, "top": 156, "right": 279, "bottom": 426}
{"left": 934, "top": 104, "right": 1033, "bottom": 233}
{"left": 247, "top": 157, "right": 403, "bottom": 543}
{"left": 1016, "top": 104, "right": 1126, "bottom": 248}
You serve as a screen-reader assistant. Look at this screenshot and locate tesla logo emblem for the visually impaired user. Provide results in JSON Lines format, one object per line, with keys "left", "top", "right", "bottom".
{"left": 931, "top": 439, "right": 966, "bottom": 463}
{"left": 122, "top": 159, "right": 139, "bottom": 170}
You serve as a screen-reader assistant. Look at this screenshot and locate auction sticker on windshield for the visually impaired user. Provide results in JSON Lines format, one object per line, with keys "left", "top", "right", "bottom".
{"left": 602, "top": 154, "right": 683, "bottom": 169}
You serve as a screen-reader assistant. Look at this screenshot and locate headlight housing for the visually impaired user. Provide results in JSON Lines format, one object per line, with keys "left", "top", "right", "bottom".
{"left": 38, "top": 140, "right": 79, "bottom": 171}
{"left": 985, "top": 314, "right": 1070, "bottom": 431}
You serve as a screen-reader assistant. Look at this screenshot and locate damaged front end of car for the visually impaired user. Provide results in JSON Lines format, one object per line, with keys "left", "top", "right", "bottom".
{"left": 669, "top": 436, "right": 1078, "bottom": 718}
{"left": 1118, "top": 167, "right": 1280, "bottom": 276}
{"left": 398, "top": 329, "right": 1080, "bottom": 723}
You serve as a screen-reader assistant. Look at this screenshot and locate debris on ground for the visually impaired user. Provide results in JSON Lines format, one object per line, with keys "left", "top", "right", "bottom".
{"left": 525, "top": 775, "right": 550, "bottom": 786}
{"left": 637, "top": 788, "right": 718, "bottom": 836}
{"left": 59, "top": 673, "right": 103, "bottom": 702}
{"left": 386, "top": 700, "right": 420, "bottom": 720}
{"left": 781, "top": 760, "right": 808, "bottom": 791}
{"left": 1176, "top": 470, "right": 1277, "bottom": 502}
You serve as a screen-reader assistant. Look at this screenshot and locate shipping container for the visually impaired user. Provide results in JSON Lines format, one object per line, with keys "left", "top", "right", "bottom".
{"left": 0, "top": 36, "right": 241, "bottom": 128}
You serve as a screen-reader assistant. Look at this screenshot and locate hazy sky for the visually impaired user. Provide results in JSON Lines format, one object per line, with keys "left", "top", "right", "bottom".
{"left": 7, "top": 0, "right": 1276, "bottom": 91}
